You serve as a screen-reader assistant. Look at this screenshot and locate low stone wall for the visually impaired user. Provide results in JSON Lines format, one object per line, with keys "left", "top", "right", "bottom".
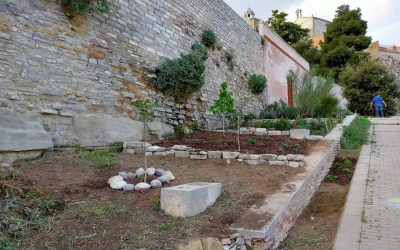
{"left": 229, "top": 115, "right": 356, "bottom": 249}
{"left": 123, "top": 143, "right": 306, "bottom": 167}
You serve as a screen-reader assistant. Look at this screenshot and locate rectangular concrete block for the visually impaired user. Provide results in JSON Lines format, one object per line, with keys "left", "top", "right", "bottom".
{"left": 160, "top": 182, "right": 222, "bottom": 217}
{"left": 290, "top": 129, "right": 310, "bottom": 139}
{"left": 222, "top": 152, "right": 240, "bottom": 159}
{"left": 175, "top": 151, "right": 190, "bottom": 158}
{"left": 189, "top": 154, "right": 207, "bottom": 160}
{"left": 268, "top": 131, "right": 282, "bottom": 136}
{"left": 208, "top": 151, "right": 222, "bottom": 159}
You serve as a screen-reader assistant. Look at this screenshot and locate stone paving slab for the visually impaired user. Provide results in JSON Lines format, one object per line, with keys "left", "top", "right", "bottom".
{"left": 334, "top": 118, "right": 400, "bottom": 250}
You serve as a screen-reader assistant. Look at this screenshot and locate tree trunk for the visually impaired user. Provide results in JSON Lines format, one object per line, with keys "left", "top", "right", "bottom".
{"left": 237, "top": 116, "right": 240, "bottom": 152}
{"left": 143, "top": 120, "right": 147, "bottom": 183}
{"left": 222, "top": 114, "right": 225, "bottom": 136}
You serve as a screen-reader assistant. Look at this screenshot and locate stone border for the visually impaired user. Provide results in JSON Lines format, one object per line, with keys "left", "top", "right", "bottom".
{"left": 123, "top": 143, "right": 306, "bottom": 168}
{"left": 228, "top": 115, "right": 357, "bottom": 249}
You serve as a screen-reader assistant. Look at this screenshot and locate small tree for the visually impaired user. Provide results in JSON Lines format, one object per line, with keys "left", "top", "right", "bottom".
{"left": 133, "top": 99, "right": 156, "bottom": 182}
{"left": 210, "top": 82, "right": 235, "bottom": 136}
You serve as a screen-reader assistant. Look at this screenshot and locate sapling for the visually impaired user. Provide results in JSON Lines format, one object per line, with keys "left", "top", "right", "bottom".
{"left": 210, "top": 81, "right": 234, "bottom": 136}
{"left": 133, "top": 99, "right": 156, "bottom": 182}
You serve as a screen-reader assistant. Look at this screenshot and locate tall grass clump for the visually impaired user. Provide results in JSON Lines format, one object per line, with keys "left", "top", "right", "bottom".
{"left": 341, "top": 117, "right": 370, "bottom": 150}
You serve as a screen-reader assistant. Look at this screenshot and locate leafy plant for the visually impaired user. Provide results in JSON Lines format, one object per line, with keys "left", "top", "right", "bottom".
{"left": 201, "top": 29, "right": 217, "bottom": 48}
{"left": 254, "top": 120, "right": 274, "bottom": 129}
{"left": 343, "top": 168, "right": 353, "bottom": 175}
{"left": 262, "top": 132, "right": 269, "bottom": 140}
{"left": 191, "top": 42, "right": 208, "bottom": 61}
{"left": 62, "top": 0, "right": 109, "bottom": 17}
{"left": 276, "top": 148, "right": 284, "bottom": 155}
{"left": 248, "top": 74, "right": 267, "bottom": 94}
{"left": 210, "top": 81, "right": 235, "bottom": 136}
{"left": 315, "top": 94, "right": 339, "bottom": 117}
{"left": 274, "top": 119, "right": 290, "bottom": 131}
{"left": 343, "top": 159, "right": 353, "bottom": 167}
{"left": 292, "top": 143, "right": 301, "bottom": 152}
{"left": 174, "top": 125, "right": 185, "bottom": 139}
{"left": 244, "top": 113, "right": 256, "bottom": 122}
{"left": 133, "top": 99, "right": 156, "bottom": 182}
{"left": 248, "top": 137, "right": 257, "bottom": 145}
{"left": 281, "top": 143, "right": 289, "bottom": 150}
{"left": 326, "top": 174, "right": 338, "bottom": 181}
{"left": 155, "top": 45, "right": 207, "bottom": 99}
{"left": 188, "top": 122, "right": 200, "bottom": 132}
{"left": 341, "top": 117, "right": 371, "bottom": 150}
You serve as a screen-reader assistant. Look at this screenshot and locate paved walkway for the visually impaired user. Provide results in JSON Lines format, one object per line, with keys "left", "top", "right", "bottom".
{"left": 334, "top": 117, "right": 400, "bottom": 250}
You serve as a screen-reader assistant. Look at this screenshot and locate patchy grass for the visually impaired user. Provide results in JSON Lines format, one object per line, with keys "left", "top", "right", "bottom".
{"left": 340, "top": 117, "right": 370, "bottom": 157}
{"left": 78, "top": 147, "right": 121, "bottom": 167}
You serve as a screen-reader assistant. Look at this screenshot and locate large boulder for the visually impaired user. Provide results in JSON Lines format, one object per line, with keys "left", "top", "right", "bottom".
{"left": 73, "top": 114, "right": 143, "bottom": 147}
{"left": 0, "top": 109, "right": 53, "bottom": 151}
{"left": 148, "top": 120, "right": 174, "bottom": 139}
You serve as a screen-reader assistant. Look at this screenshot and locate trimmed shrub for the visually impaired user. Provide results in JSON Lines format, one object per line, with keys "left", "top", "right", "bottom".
{"left": 315, "top": 94, "right": 339, "bottom": 117}
{"left": 248, "top": 74, "right": 267, "bottom": 94}
{"left": 201, "top": 29, "right": 217, "bottom": 48}
{"left": 155, "top": 48, "right": 206, "bottom": 99}
{"left": 274, "top": 119, "right": 290, "bottom": 131}
{"left": 281, "top": 107, "right": 298, "bottom": 119}
{"left": 174, "top": 125, "right": 185, "bottom": 139}
{"left": 62, "top": 0, "right": 109, "bottom": 17}
{"left": 244, "top": 113, "right": 256, "bottom": 122}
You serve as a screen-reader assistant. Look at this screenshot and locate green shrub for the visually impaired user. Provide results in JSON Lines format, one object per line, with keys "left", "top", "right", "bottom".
{"left": 254, "top": 120, "right": 274, "bottom": 129}
{"left": 248, "top": 74, "right": 267, "bottom": 94}
{"left": 292, "top": 144, "right": 301, "bottom": 152}
{"left": 262, "top": 132, "right": 269, "bottom": 139}
{"left": 191, "top": 42, "right": 208, "bottom": 61}
{"left": 174, "top": 125, "right": 185, "bottom": 139}
{"left": 326, "top": 174, "right": 338, "bottom": 181}
{"left": 260, "top": 110, "right": 275, "bottom": 119}
{"left": 244, "top": 113, "right": 256, "bottom": 122}
{"left": 155, "top": 49, "right": 206, "bottom": 99}
{"left": 343, "top": 159, "right": 352, "bottom": 167}
{"left": 188, "top": 122, "right": 200, "bottom": 132}
{"left": 282, "top": 107, "right": 298, "bottom": 119}
{"left": 315, "top": 94, "right": 339, "bottom": 117}
{"left": 62, "top": 0, "right": 109, "bottom": 17}
{"left": 274, "top": 119, "right": 290, "bottom": 131}
{"left": 201, "top": 29, "right": 217, "bottom": 48}
{"left": 296, "top": 118, "right": 308, "bottom": 129}
{"left": 248, "top": 137, "right": 257, "bottom": 145}
{"left": 281, "top": 143, "right": 289, "bottom": 150}
{"left": 343, "top": 168, "right": 353, "bottom": 175}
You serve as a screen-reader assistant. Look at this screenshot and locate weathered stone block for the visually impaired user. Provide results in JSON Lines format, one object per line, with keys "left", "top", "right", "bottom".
{"left": 281, "top": 131, "right": 290, "bottom": 136}
{"left": 222, "top": 152, "right": 240, "bottom": 159}
{"left": 160, "top": 182, "right": 222, "bottom": 217}
{"left": 269, "top": 161, "right": 286, "bottom": 166}
{"left": 208, "top": 151, "right": 222, "bottom": 159}
{"left": 268, "top": 130, "right": 282, "bottom": 136}
{"left": 289, "top": 129, "right": 310, "bottom": 139}
{"left": 277, "top": 155, "right": 287, "bottom": 161}
{"left": 175, "top": 151, "right": 190, "bottom": 158}
{"left": 255, "top": 128, "right": 267, "bottom": 133}
{"left": 288, "top": 162, "right": 300, "bottom": 168}
{"left": 260, "top": 154, "right": 278, "bottom": 161}
{"left": 190, "top": 154, "right": 207, "bottom": 160}
{"left": 246, "top": 159, "right": 267, "bottom": 165}
{"left": 239, "top": 154, "right": 260, "bottom": 160}
{"left": 201, "top": 237, "right": 224, "bottom": 250}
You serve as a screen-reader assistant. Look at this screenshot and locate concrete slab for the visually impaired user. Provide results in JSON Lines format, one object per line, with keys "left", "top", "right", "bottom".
{"left": 289, "top": 129, "right": 310, "bottom": 139}
{"left": 160, "top": 182, "right": 222, "bottom": 218}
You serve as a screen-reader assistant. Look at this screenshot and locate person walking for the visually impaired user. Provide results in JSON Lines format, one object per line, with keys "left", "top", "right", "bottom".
{"left": 370, "top": 94, "right": 387, "bottom": 117}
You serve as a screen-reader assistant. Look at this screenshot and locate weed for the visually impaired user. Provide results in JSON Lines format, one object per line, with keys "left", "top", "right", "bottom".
{"left": 343, "top": 168, "right": 353, "bottom": 175}
{"left": 332, "top": 162, "right": 342, "bottom": 168}
{"left": 151, "top": 195, "right": 161, "bottom": 212}
{"left": 248, "top": 137, "right": 257, "bottom": 145}
{"left": 78, "top": 146, "right": 120, "bottom": 167}
{"left": 326, "top": 174, "right": 338, "bottom": 181}
{"left": 174, "top": 125, "right": 185, "bottom": 139}
{"left": 211, "top": 138, "right": 223, "bottom": 145}
{"left": 188, "top": 122, "right": 200, "bottom": 132}
{"left": 159, "top": 218, "right": 177, "bottom": 232}
{"left": 343, "top": 159, "right": 352, "bottom": 167}
{"left": 291, "top": 144, "right": 301, "bottom": 152}
{"left": 341, "top": 117, "right": 371, "bottom": 150}
{"left": 262, "top": 132, "right": 269, "bottom": 139}
{"left": 276, "top": 148, "right": 284, "bottom": 155}
{"left": 281, "top": 143, "right": 289, "bottom": 150}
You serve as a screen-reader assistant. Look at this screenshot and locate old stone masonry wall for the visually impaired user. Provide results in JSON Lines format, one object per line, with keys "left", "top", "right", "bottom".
{"left": 0, "top": 0, "right": 265, "bottom": 159}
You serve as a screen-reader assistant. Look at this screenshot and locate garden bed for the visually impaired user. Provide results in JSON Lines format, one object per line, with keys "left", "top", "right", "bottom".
{"left": 2, "top": 151, "right": 303, "bottom": 249}
{"left": 154, "top": 130, "right": 317, "bottom": 155}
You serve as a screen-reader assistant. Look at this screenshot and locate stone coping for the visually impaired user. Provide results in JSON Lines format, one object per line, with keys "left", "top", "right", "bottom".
{"left": 227, "top": 114, "right": 356, "bottom": 248}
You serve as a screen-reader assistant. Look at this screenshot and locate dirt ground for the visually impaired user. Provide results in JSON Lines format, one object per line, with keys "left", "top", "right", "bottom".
{"left": 280, "top": 157, "right": 357, "bottom": 250}
{"left": 5, "top": 150, "right": 304, "bottom": 250}
{"left": 155, "top": 131, "right": 317, "bottom": 155}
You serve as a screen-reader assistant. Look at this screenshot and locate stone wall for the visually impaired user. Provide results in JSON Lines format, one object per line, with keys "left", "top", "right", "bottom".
{"left": 0, "top": 0, "right": 266, "bottom": 159}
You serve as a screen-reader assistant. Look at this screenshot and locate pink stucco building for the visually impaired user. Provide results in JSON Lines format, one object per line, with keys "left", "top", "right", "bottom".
{"left": 259, "top": 23, "right": 309, "bottom": 105}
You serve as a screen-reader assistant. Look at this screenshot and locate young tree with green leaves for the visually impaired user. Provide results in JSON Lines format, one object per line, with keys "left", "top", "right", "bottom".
{"left": 339, "top": 60, "right": 399, "bottom": 116}
{"left": 321, "top": 5, "right": 371, "bottom": 79}
{"left": 210, "top": 81, "right": 235, "bottom": 136}
{"left": 266, "top": 10, "right": 310, "bottom": 45}
{"left": 292, "top": 39, "right": 322, "bottom": 66}
{"left": 133, "top": 99, "right": 156, "bottom": 182}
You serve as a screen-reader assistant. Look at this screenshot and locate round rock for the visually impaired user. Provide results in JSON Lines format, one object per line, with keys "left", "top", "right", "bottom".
{"left": 146, "top": 167, "right": 156, "bottom": 176}
{"left": 136, "top": 167, "right": 146, "bottom": 178}
{"left": 157, "top": 175, "right": 171, "bottom": 184}
{"left": 150, "top": 179, "right": 162, "bottom": 188}
{"left": 155, "top": 168, "right": 167, "bottom": 176}
{"left": 165, "top": 171, "right": 175, "bottom": 181}
{"left": 108, "top": 175, "right": 123, "bottom": 184}
{"left": 122, "top": 183, "right": 135, "bottom": 192}
{"left": 118, "top": 171, "right": 128, "bottom": 179}
{"left": 127, "top": 172, "right": 136, "bottom": 179}
{"left": 135, "top": 182, "right": 151, "bottom": 190}
{"left": 110, "top": 180, "right": 127, "bottom": 190}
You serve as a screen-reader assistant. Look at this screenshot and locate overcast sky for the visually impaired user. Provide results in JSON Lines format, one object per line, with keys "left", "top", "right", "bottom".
{"left": 223, "top": 0, "right": 400, "bottom": 45}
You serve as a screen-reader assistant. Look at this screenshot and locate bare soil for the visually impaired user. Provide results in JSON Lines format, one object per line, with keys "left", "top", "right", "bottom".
{"left": 155, "top": 130, "right": 317, "bottom": 155}
{"left": 280, "top": 157, "right": 357, "bottom": 250}
{"left": 6, "top": 150, "right": 304, "bottom": 250}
